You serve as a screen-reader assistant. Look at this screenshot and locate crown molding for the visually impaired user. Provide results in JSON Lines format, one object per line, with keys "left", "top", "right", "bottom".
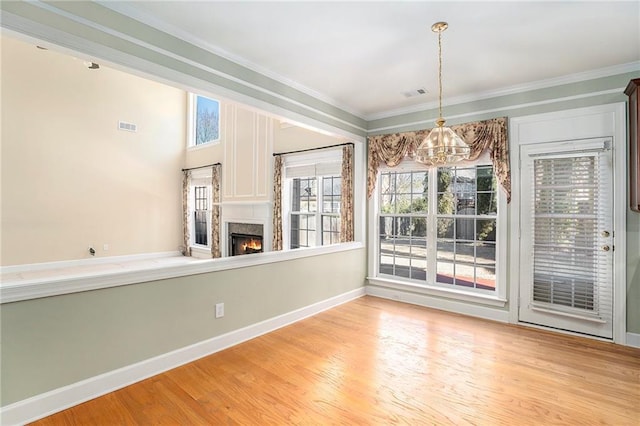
{"left": 366, "top": 61, "right": 640, "bottom": 121}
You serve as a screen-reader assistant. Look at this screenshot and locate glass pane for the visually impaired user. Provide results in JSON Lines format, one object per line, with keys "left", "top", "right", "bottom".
{"left": 436, "top": 259, "right": 454, "bottom": 285}
{"left": 323, "top": 178, "right": 332, "bottom": 196}
{"left": 410, "top": 241, "right": 427, "bottom": 281}
{"left": 477, "top": 267, "right": 496, "bottom": 290}
{"left": 477, "top": 166, "right": 495, "bottom": 191}
{"left": 412, "top": 172, "right": 427, "bottom": 195}
{"left": 437, "top": 168, "right": 454, "bottom": 193}
{"left": 437, "top": 218, "right": 454, "bottom": 238}
{"left": 477, "top": 192, "right": 497, "bottom": 215}
{"left": 477, "top": 242, "right": 496, "bottom": 270}
{"left": 454, "top": 167, "right": 476, "bottom": 191}
{"left": 456, "top": 193, "right": 475, "bottom": 214}
{"left": 436, "top": 239, "right": 453, "bottom": 261}
{"left": 380, "top": 217, "right": 394, "bottom": 237}
{"left": 379, "top": 172, "right": 390, "bottom": 193}
{"left": 395, "top": 217, "right": 411, "bottom": 237}
{"left": 476, "top": 219, "right": 496, "bottom": 241}
{"left": 380, "top": 194, "right": 393, "bottom": 214}
{"left": 333, "top": 178, "right": 341, "bottom": 195}
{"left": 396, "top": 193, "right": 411, "bottom": 214}
{"left": 455, "top": 217, "right": 474, "bottom": 240}
{"left": 195, "top": 96, "right": 220, "bottom": 145}
{"left": 411, "top": 217, "right": 427, "bottom": 237}
{"left": 411, "top": 196, "right": 428, "bottom": 213}
{"left": 438, "top": 193, "right": 456, "bottom": 215}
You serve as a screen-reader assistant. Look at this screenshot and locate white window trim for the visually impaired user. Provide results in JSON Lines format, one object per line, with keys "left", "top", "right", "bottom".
{"left": 187, "top": 93, "right": 221, "bottom": 149}
{"left": 368, "top": 158, "right": 507, "bottom": 307}
{"left": 282, "top": 149, "right": 343, "bottom": 250}
{"left": 189, "top": 168, "right": 213, "bottom": 254}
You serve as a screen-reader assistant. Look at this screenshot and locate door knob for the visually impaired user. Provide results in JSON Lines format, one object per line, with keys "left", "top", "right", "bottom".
{"left": 602, "top": 245, "right": 610, "bottom": 252}
{"left": 601, "top": 231, "right": 610, "bottom": 237}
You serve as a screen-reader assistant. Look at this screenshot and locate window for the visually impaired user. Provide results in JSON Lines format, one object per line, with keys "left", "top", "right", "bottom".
{"left": 189, "top": 170, "right": 212, "bottom": 249}
{"left": 377, "top": 163, "right": 502, "bottom": 295}
{"left": 283, "top": 149, "right": 343, "bottom": 249}
{"left": 194, "top": 185, "right": 210, "bottom": 246}
{"left": 290, "top": 176, "right": 341, "bottom": 248}
{"left": 189, "top": 94, "right": 220, "bottom": 147}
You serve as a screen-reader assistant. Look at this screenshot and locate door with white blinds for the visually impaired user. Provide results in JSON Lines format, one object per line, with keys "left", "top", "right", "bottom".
{"left": 519, "top": 138, "right": 613, "bottom": 338}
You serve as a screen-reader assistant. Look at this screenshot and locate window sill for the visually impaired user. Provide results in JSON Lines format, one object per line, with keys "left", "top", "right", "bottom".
{"left": 187, "top": 141, "right": 219, "bottom": 152}
{"left": 1, "top": 242, "right": 364, "bottom": 304}
{"left": 366, "top": 276, "right": 507, "bottom": 308}
{"left": 190, "top": 246, "right": 211, "bottom": 258}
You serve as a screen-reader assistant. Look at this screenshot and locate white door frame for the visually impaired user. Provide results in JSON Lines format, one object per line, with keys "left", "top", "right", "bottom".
{"left": 509, "top": 103, "right": 627, "bottom": 344}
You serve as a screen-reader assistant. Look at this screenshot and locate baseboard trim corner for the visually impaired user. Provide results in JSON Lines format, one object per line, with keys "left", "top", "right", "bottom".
{"left": 0, "top": 287, "right": 365, "bottom": 426}
{"left": 626, "top": 332, "right": 640, "bottom": 348}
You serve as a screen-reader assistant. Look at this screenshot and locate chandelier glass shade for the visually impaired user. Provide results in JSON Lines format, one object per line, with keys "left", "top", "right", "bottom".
{"left": 415, "top": 22, "right": 470, "bottom": 166}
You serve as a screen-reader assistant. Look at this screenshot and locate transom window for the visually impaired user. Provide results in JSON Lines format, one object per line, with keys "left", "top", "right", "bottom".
{"left": 188, "top": 94, "right": 220, "bottom": 147}
{"left": 378, "top": 164, "right": 501, "bottom": 294}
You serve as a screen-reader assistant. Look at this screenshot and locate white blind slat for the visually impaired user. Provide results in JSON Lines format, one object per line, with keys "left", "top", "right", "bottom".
{"left": 530, "top": 152, "right": 612, "bottom": 319}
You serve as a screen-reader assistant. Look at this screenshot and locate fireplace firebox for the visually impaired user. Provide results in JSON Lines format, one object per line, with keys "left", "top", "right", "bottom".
{"left": 230, "top": 233, "right": 263, "bottom": 256}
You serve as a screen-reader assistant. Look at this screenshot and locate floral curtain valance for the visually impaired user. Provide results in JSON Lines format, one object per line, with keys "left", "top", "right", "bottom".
{"left": 367, "top": 117, "right": 510, "bottom": 202}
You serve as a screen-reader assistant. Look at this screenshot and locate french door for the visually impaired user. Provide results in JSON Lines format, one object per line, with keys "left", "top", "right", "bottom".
{"left": 519, "top": 138, "right": 614, "bottom": 338}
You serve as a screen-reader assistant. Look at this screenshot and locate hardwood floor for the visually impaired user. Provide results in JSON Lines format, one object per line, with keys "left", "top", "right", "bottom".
{"left": 31, "top": 296, "right": 640, "bottom": 425}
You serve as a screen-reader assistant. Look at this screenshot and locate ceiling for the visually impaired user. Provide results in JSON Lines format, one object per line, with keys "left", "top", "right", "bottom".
{"left": 103, "top": 1, "right": 639, "bottom": 120}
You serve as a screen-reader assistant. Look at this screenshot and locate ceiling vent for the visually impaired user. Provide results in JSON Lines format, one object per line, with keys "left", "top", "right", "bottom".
{"left": 118, "top": 121, "right": 137, "bottom": 132}
{"left": 403, "top": 88, "right": 428, "bottom": 98}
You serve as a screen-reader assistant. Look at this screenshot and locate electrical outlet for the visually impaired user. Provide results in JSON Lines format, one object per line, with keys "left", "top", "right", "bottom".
{"left": 215, "top": 303, "right": 224, "bottom": 318}
{"left": 103, "top": 243, "right": 109, "bottom": 251}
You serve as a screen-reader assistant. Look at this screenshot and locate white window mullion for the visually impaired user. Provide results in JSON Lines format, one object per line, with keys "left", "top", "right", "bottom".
{"left": 426, "top": 167, "right": 438, "bottom": 285}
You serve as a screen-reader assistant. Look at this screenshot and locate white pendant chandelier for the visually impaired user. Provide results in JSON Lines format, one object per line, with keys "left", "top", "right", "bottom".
{"left": 415, "top": 22, "right": 470, "bottom": 166}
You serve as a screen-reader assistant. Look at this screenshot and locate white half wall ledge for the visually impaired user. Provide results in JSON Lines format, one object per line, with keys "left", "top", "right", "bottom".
{"left": 0, "top": 242, "right": 364, "bottom": 304}
{"left": 0, "top": 287, "right": 366, "bottom": 426}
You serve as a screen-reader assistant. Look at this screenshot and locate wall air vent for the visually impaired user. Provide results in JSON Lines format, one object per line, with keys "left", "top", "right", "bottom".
{"left": 403, "top": 88, "right": 428, "bottom": 98}
{"left": 118, "top": 121, "right": 137, "bottom": 132}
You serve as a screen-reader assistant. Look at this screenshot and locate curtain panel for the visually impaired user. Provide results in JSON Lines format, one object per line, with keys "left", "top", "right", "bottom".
{"left": 367, "top": 117, "right": 510, "bottom": 202}
{"left": 210, "top": 164, "right": 222, "bottom": 258}
{"left": 272, "top": 155, "right": 284, "bottom": 251}
{"left": 181, "top": 170, "right": 192, "bottom": 257}
{"left": 340, "top": 144, "right": 354, "bottom": 242}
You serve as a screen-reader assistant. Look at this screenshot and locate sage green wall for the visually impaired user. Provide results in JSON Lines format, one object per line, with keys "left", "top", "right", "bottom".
{"left": 0, "top": 248, "right": 367, "bottom": 406}
{"left": 627, "top": 212, "right": 640, "bottom": 334}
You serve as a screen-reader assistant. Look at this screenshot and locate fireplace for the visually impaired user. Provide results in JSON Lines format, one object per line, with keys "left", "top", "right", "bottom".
{"left": 230, "top": 233, "right": 263, "bottom": 256}
{"left": 227, "top": 222, "right": 264, "bottom": 256}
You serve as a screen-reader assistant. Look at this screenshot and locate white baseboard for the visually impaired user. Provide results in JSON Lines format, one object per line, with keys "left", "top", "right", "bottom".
{"left": 626, "top": 332, "right": 640, "bottom": 348}
{"left": 0, "top": 287, "right": 365, "bottom": 426}
{"left": 366, "top": 284, "right": 510, "bottom": 323}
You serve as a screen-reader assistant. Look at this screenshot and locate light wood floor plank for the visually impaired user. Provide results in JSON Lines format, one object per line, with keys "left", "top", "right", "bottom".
{"left": 30, "top": 296, "right": 640, "bottom": 425}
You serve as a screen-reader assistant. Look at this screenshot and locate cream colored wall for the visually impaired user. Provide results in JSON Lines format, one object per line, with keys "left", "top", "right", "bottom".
{"left": 0, "top": 36, "right": 186, "bottom": 266}
{"left": 222, "top": 104, "right": 273, "bottom": 202}
{"left": 274, "top": 122, "right": 350, "bottom": 153}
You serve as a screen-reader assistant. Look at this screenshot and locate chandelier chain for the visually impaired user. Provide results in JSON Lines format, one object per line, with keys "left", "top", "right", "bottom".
{"left": 438, "top": 28, "right": 443, "bottom": 120}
